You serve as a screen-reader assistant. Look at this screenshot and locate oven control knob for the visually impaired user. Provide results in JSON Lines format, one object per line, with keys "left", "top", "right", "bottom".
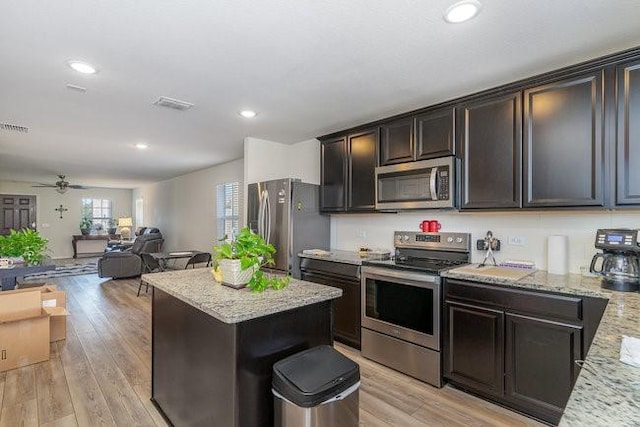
{"left": 455, "top": 237, "right": 463, "bottom": 243}
{"left": 447, "top": 237, "right": 454, "bottom": 243}
{"left": 403, "top": 234, "right": 410, "bottom": 241}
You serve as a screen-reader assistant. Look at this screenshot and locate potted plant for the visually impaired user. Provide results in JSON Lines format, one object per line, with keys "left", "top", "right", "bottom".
{"left": 79, "top": 217, "right": 92, "bottom": 235}
{"left": 0, "top": 228, "right": 49, "bottom": 266}
{"left": 107, "top": 218, "right": 117, "bottom": 235}
{"left": 212, "top": 227, "right": 290, "bottom": 292}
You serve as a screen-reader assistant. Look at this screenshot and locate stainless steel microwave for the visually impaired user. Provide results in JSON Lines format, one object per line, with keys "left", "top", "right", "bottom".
{"left": 375, "top": 157, "right": 456, "bottom": 210}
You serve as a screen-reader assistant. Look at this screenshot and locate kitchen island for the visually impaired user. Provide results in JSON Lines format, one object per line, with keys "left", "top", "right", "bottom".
{"left": 143, "top": 268, "right": 342, "bottom": 427}
{"left": 443, "top": 267, "right": 640, "bottom": 426}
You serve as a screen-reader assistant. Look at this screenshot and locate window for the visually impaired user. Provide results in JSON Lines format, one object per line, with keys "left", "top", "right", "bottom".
{"left": 216, "top": 182, "right": 239, "bottom": 240}
{"left": 81, "top": 198, "right": 112, "bottom": 230}
{"left": 135, "top": 198, "right": 144, "bottom": 228}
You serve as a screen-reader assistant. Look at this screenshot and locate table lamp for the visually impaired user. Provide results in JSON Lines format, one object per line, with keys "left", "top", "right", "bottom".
{"left": 118, "top": 217, "right": 133, "bottom": 240}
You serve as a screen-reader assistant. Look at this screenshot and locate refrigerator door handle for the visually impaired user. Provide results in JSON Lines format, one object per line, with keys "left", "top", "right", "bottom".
{"left": 257, "top": 190, "right": 264, "bottom": 238}
{"left": 264, "top": 190, "right": 271, "bottom": 244}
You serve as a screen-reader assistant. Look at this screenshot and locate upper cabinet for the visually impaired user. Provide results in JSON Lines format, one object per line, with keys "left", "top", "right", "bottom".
{"left": 616, "top": 59, "right": 640, "bottom": 205}
{"left": 320, "top": 128, "right": 378, "bottom": 213}
{"left": 379, "top": 108, "right": 455, "bottom": 166}
{"left": 458, "top": 93, "right": 522, "bottom": 209}
{"left": 415, "top": 108, "right": 455, "bottom": 160}
{"left": 379, "top": 118, "right": 414, "bottom": 165}
{"left": 523, "top": 71, "right": 606, "bottom": 207}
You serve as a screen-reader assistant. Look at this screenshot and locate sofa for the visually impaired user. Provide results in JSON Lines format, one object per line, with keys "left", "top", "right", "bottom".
{"left": 98, "top": 230, "right": 164, "bottom": 279}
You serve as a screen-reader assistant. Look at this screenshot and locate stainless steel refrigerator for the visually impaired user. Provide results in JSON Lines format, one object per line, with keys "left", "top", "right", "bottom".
{"left": 247, "top": 179, "right": 330, "bottom": 279}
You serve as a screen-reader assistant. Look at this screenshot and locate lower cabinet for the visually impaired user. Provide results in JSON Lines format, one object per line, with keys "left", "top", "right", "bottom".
{"left": 300, "top": 258, "right": 361, "bottom": 349}
{"left": 443, "top": 279, "right": 603, "bottom": 425}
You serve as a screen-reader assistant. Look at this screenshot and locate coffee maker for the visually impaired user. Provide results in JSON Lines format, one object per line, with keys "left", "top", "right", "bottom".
{"left": 590, "top": 229, "right": 640, "bottom": 292}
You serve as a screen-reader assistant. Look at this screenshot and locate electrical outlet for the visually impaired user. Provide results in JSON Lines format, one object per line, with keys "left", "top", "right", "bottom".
{"left": 508, "top": 235, "right": 527, "bottom": 246}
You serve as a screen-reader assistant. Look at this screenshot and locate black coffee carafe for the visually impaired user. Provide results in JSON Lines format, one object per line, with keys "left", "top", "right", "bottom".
{"left": 590, "top": 251, "right": 640, "bottom": 291}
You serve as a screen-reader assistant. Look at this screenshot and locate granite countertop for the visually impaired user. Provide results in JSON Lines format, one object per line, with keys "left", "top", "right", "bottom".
{"left": 142, "top": 268, "right": 342, "bottom": 324}
{"left": 298, "top": 249, "right": 367, "bottom": 265}
{"left": 442, "top": 266, "right": 640, "bottom": 426}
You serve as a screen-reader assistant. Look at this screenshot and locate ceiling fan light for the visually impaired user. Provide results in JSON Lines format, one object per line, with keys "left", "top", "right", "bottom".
{"left": 56, "top": 187, "right": 68, "bottom": 194}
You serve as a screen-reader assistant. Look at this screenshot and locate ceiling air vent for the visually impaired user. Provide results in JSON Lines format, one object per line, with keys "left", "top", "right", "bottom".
{"left": 153, "top": 96, "right": 194, "bottom": 111}
{"left": 0, "top": 123, "right": 29, "bottom": 133}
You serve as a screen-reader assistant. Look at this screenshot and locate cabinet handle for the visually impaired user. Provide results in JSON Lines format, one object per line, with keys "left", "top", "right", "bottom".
{"left": 1, "top": 349, "right": 6, "bottom": 360}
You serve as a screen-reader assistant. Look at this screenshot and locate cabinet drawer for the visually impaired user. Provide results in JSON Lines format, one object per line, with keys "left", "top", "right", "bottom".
{"left": 300, "top": 258, "right": 361, "bottom": 280}
{"left": 445, "top": 279, "right": 582, "bottom": 323}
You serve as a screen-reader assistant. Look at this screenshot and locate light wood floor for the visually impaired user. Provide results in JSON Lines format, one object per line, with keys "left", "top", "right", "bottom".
{"left": 0, "top": 274, "right": 544, "bottom": 427}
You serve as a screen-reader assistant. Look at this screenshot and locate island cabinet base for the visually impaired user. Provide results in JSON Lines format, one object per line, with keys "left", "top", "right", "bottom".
{"left": 151, "top": 288, "right": 333, "bottom": 427}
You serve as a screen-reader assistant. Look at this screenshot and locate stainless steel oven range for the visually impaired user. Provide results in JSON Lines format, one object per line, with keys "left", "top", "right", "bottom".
{"left": 361, "top": 231, "right": 471, "bottom": 387}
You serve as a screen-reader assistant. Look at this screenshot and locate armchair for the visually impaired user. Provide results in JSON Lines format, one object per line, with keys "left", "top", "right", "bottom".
{"left": 98, "top": 231, "right": 164, "bottom": 279}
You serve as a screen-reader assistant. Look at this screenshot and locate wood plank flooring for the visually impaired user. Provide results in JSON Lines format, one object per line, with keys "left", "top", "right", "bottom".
{"left": 0, "top": 273, "right": 545, "bottom": 426}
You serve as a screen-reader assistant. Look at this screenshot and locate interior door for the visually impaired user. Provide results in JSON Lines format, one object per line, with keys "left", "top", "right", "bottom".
{"left": 1, "top": 194, "right": 36, "bottom": 235}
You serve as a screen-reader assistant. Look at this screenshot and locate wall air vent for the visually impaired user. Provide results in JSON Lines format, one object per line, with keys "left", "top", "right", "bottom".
{"left": 153, "top": 96, "right": 194, "bottom": 111}
{"left": 0, "top": 123, "right": 29, "bottom": 133}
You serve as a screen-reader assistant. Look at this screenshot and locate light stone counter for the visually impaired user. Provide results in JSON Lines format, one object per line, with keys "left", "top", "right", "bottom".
{"left": 298, "top": 249, "right": 366, "bottom": 265}
{"left": 442, "top": 266, "right": 640, "bottom": 426}
{"left": 143, "top": 268, "right": 342, "bottom": 324}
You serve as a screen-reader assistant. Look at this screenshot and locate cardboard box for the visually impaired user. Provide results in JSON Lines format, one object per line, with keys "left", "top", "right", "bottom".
{"left": 0, "top": 290, "right": 50, "bottom": 372}
{"left": 6, "top": 284, "right": 68, "bottom": 341}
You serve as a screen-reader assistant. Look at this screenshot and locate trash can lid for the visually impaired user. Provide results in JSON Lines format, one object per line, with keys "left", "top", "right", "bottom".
{"left": 272, "top": 345, "right": 360, "bottom": 408}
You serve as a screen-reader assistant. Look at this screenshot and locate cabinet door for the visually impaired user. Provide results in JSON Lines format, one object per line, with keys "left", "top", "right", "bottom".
{"left": 301, "top": 272, "right": 361, "bottom": 349}
{"left": 444, "top": 300, "right": 504, "bottom": 397}
{"left": 458, "top": 93, "right": 522, "bottom": 209}
{"left": 379, "top": 118, "right": 414, "bottom": 165}
{"left": 504, "top": 313, "right": 582, "bottom": 425}
{"left": 348, "top": 129, "right": 378, "bottom": 211}
{"left": 617, "top": 59, "right": 640, "bottom": 205}
{"left": 320, "top": 137, "right": 347, "bottom": 212}
{"left": 524, "top": 71, "right": 605, "bottom": 207}
{"left": 415, "top": 107, "right": 455, "bottom": 160}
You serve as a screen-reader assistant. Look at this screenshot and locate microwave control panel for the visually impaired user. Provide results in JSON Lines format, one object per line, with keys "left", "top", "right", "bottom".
{"left": 437, "top": 168, "right": 449, "bottom": 200}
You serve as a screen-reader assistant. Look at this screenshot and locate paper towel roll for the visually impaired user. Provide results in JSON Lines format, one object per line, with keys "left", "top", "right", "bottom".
{"left": 548, "top": 235, "right": 569, "bottom": 275}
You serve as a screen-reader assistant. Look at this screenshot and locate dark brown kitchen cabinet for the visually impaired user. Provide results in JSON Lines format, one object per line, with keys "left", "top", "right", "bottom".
{"left": 524, "top": 71, "right": 606, "bottom": 207}
{"left": 444, "top": 300, "right": 504, "bottom": 397}
{"left": 321, "top": 128, "right": 378, "bottom": 212}
{"left": 458, "top": 93, "right": 522, "bottom": 209}
{"left": 379, "top": 109, "right": 455, "bottom": 166}
{"left": 348, "top": 129, "right": 378, "bottom": 211}
{"left": 320, "top": 137, "right": 347, "bottom": 211}
{"left": 299, "top": 258, "right": 361, "bottom": 349}
{"left": 415, "top": 107, "right": 455, "bottom": 160}
{"left": 379, "top": 118, "right": 414, "bottom": 165}
{"left": 504, "top": 313, "right": 582, "bottom": 424}
{"left": 443, "top": 278, "right": 605, "bottom": 425}
{"left": 616, "top": 59, "right": 640, "bottom": 205}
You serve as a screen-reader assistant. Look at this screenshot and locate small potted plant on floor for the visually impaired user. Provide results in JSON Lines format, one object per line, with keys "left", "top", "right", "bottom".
{"left": 212, "top": 227, "right": 290, "bottom": 292}
{"left": 0, "top": 228, "right": 49, "bottom": 266}
{"left": 79, "top": 217, "right": 92, "bottom": 235}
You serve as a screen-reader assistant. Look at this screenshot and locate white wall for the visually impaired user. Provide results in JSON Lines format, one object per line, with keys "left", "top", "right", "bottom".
{"left": 133, "top": 158, "right": 244, "bottom": 253}
{"left": 0, "top": 181, "right": 132, "bottom": 259}
{"left": 331, "top": 210, "right": 640, "bottom": 274}
{"left": 244, "top": 137, "right": 320, "bottom": 185}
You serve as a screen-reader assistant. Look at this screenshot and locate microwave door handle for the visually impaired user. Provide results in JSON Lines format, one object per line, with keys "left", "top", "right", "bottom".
{"left": 429, "top": 167, "right": 439, "bottom": 201}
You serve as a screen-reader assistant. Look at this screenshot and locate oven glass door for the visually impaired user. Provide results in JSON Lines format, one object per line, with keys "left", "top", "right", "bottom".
{"left": 362, "top": 267, "right": 440, "bottom": 350}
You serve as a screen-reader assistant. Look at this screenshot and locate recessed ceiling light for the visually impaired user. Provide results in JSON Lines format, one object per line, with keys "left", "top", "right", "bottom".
{"left": 135, "top": 143, "right": 149, "bottom": 149}
{"left": 67, "top": 60, "right": 98, "bottom": 74}
{"left": 444, "top": 0, "right": 481, "bottom": 23}
{"left": 239, "top": 110, "right": 257, "bottom": 118}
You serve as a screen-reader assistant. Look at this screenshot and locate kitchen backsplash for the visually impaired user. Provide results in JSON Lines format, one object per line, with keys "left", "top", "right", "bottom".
{"left": 330, "top": 211, "right": 640, "bottom": 274}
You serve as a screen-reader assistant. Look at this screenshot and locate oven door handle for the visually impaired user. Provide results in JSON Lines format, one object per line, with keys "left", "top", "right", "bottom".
{"left": 429, "top": 167, "right": 439, "bottom": 201}
{"left": 361, "top": 266, "right": 439, "bottom": 285}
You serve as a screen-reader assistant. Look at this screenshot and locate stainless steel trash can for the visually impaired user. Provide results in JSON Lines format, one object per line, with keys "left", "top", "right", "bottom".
{"left": 272, "top": 345, "right": 360, "bottom": 427}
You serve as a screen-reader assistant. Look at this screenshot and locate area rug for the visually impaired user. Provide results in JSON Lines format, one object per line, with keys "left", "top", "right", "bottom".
{"left": 21, "top": 262, "right": 99, "bottom": 281}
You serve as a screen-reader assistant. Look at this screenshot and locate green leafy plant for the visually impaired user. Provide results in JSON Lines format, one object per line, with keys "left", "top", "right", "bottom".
{"left": 79, "top": 217, "right": 92, "bottom": 231}
{"left": 0, "top": 228, "right": 49, "bottom": 265}
{"left": 213, "top": 227, "right": 290, "bottom": 292}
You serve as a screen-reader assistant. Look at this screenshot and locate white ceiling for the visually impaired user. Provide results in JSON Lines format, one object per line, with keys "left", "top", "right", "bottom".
{"left": 1, "top": 0, "right": 640, "bottom": 189}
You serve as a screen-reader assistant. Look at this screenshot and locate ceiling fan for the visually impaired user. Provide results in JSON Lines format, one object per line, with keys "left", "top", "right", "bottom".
{"left": 32, "top": 175, "right": 91, "bottom": 194}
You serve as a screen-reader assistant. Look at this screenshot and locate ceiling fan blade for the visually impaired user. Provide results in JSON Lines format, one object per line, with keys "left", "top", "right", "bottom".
{"left": 67, "top": 185, "right": 91, "bottom": 189}
{"left": 32, "top": 184, "right": 57, "bottom": 188}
